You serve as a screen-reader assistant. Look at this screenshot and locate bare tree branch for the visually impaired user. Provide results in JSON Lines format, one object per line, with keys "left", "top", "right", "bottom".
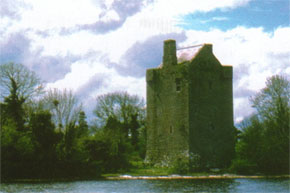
{"left": 42, "top": 88, "right": 82, "bottom": 132}
{"left": 94, "top": 91, "right": 145, "bottom": 128}
{"left": 0, "top": 62, "right": 43, "bottom": 101}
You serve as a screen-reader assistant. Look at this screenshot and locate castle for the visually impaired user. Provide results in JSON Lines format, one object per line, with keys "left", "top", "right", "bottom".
{"left": 146, "top": 39, "right": 235, "bottom": 168}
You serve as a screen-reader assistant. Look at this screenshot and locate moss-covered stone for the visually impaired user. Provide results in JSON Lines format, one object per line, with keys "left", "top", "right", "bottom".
{"left": 145, "top": 40, "right": 235, "bottom": 169}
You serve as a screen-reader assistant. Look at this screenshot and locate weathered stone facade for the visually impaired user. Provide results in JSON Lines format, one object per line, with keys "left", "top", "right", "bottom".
{"left": 146, "top": 39, "right": 235, "bottom": 168}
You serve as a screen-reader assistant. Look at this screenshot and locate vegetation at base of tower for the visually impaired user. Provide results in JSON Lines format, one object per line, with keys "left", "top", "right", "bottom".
{"left": 230, "top": 75, "right": 290, "bottom": 175}
{"left": 1, "top": 63, "right": 289, "bottom": 180}
{"left": 170, "top": 153, "right": 202, "bottom": 174}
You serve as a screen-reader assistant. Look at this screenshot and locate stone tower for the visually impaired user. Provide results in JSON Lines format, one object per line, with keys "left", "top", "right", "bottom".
{"left": 146, "top": 39, "right": 235, "bottom": 168}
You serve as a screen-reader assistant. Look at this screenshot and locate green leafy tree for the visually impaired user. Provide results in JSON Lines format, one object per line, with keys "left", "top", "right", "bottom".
{"left": 102, "top": 116, "right": 132, "bottom": 171}
{"left": 251, "top": 75, "right": 289, "bottom": 173}
{"left": 130, "top": 114, "right": 139, "bottom": 149}
{"left": 251, "top": 75, "right": 289, "bottom": 140}
{"left": 76, "top": 111, "right": 89, "bottom": 138}
{"left": 93, "top": 92, "right": 147, "bottom": 170}
{"left": 231, "top": 115, "right": 262, "bottom": 174}
{"left": 29, "top": 111, "right": 60, "bottom": 158}
{"left": 29, "top": 110, "right": 63, "bottom": 178}
{"left": 82, "top": 116, "right": 131, "bottom": 173}
{"left": 94, "top": 92, "right": 145, "bottom": 127}
{"left": 2, "top": 89, "right": 25, "bottom": 130}
{"left": 1, "top": 117, "right": 35, "bottom": 179}
{"left": 82, "top": 136, "right": 108, "bottom": 174}
{"left": 94, "top": 91, "right": 145, "bottom": 148}
{"left": 232, "top": 75, "right": 289, "bottom": 174}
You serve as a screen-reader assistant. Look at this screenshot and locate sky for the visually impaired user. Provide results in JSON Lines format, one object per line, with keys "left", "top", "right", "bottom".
{"left": 0, "top": 0, "right": 289, "bottom": 124}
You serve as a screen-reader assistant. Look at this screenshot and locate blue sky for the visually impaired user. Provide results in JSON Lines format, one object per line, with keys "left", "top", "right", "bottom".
{"left": 179, "top": 0, "right": 289, "bottom": 31}
{"left": 0, "top": 0, "right": 289, "bottom": 123}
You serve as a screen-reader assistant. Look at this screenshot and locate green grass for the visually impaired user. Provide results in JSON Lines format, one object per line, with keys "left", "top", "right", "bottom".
{"left": 102, "top": 161, "right": 217, "bottom": 177}
{"left": 103, "top": 167, "right": 170, "bottom": 177}
{"left": 102, "top": 161, "right": 212, "bottom": 177}
{"left": 127, "top": 167, "right": 171, "bottom": 176}
{"left": 102, "top": 168, "right": 213, "bottom": 177}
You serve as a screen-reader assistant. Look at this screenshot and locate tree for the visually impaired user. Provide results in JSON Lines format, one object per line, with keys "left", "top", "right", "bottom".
{"left": 42, "top": 88, "right": 82, "bottom": 132}
{"left": 92, "top": 92, "right": 146, "bottom": 170}
{"left": 29, "top": 110, "right": 59, "bottom": 152}
{"left": 251, "top": 75, "right": 289, "bottom": 139}
{"left": 0, "top": 62, "right": 43, "bottom": 101}
{"left": 251, "top": 75, "right": 289, "bottom": 173}
{"left": 231, "top": 115, "right": 262, "bottom": 174}
{"left": 232, "top": 75, "right": 290, "bottom": 174}
{"left": 1, "top": 120, "right": 36, "bottom": 179}
{"left": 102, "top": 116, "right": 132, "bottom": 171}
{"left": 94, "top": 91, "right": 145, "bottom": 137}
{"left": 130, "top": 113, "right": 139, "bottom": 148}
{"left": 0, "top": 63, "right": 43, "bottom": 130}
{"left": 76, "top": 111, "right": 89, "bottom": 137}
{"left": 2, "top": 90, "right": 26, "bottom": 130}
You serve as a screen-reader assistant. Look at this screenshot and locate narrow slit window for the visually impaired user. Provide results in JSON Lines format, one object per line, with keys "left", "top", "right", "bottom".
{"left": 176, "top": 78, "right": 181, "bottom": 92}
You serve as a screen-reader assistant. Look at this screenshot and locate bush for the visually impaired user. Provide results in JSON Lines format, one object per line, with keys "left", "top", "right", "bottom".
{"left": 170, "top": 153, "right": 190, "bottom": 174}
{"left": 189, "top": 153, "right": 202, "bottom": 172}
{"left": 230, "top": 159, "right": 257, "bottom": 175}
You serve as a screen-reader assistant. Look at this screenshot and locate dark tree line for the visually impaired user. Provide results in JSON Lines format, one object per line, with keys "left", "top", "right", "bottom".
{"left": 1, "top": 62, "right": 288, "bottom": 179}
{"left": 0, "top": 63, "right": 146, "bottom": 180}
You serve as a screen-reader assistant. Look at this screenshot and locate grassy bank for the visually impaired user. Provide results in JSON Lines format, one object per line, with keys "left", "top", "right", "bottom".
{"left": 103, "top": 165, "right": 226, "bottom": 178}
{"left": 102, "top": 161, "right": 290, "bottom": 179}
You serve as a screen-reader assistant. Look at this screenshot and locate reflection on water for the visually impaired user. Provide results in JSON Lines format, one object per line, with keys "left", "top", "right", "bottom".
{"left": 148, "top": 179, "right": 237, "bottom": 192}
{"left": 1, "top": 178, "right": 289, "bottom": 193}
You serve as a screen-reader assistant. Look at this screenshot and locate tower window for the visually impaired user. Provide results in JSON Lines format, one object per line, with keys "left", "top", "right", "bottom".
{"left": 175, "top": 78, "right": 181, "bottom": 92}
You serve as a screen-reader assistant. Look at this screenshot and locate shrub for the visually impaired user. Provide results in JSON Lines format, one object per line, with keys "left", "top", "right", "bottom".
{"left": 189, "top": 153, "right": 202, "bottom": 172}
{"left": 170, "top": 153, "right": 190, "bottom": 174}
{"left": 230, "top": 159, "right": 257, "bottom": 175}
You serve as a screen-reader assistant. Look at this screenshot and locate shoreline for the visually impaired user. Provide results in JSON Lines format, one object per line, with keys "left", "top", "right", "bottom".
{"left": 2, "top": 174, "right": 289, "bottom": 183}
{"left": 105, "top": 174, "right": 290, "bottom": 180}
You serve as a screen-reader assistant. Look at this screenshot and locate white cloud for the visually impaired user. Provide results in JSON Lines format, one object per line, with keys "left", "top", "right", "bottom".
{"left": 46, "top": 56, "right": 110, "bottom": 91}
{"left": 1, "top": 0, "right": 288, "bottom": 123}
{"left": 200, "top": 17, "right": 229, "bottom": 24}
{"left": 46, "top": 53, "right": 146, "bottom": 101}
{"left": 43, "top": 25, "right": 289, "bottom": 123}
{"left": 212, "top": 17, "right": 229, "bottom": 21}
{"left": 20, "top": 0, "right": 101, "bottom": 30}
{"left": 150, "top": 0, "right": 252, "bottom": 18}
{"left": 183, "top": 26, "right": 290, "bottom": 122}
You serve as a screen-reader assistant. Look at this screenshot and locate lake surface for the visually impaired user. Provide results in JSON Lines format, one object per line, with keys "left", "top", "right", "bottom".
{"left": 1, "top": 178, "right": 289, "bottom": 193}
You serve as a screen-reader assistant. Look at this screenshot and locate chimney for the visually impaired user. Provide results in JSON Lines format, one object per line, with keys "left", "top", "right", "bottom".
{"left": 163, "top": 39, "right": 177, "bottom": 66}
{"left": 203, "top": 44, "right": 213, "bottom": 53}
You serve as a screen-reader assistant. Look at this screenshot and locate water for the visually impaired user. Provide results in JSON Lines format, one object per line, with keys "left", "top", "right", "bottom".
{"left": 1, "top": 178, "right": 289, "bottom": 193}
